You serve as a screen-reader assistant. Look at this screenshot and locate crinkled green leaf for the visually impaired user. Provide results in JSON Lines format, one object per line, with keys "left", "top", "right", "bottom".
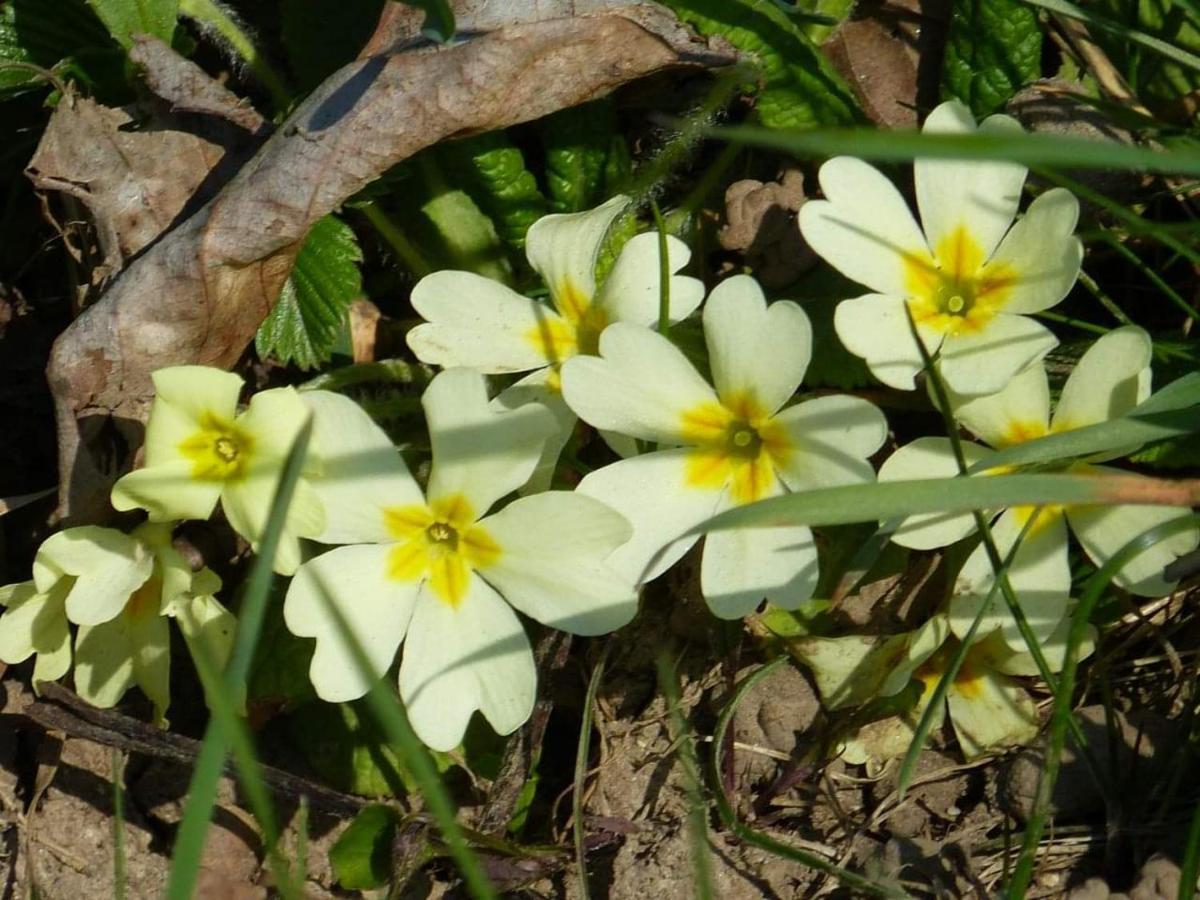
{"left": 941, "top": 0, "right": 1043, "bottom": 116}
{"left": 330, "top": 804, "right": 402, "bottom": 890}
{"left": 792, "top": 0, "right": 855, "bottom": 43}
{"left": 593, "top": 207, "right": 640, "bottom": 284}
{"left": 1129, "top": 433, "right": 1200, "bottom": 468}
{"left": 439, "top": 131, "right": 547, "bottom": 249}
{"left": 255, "top": 214, "right": 364, "bottom": 371}
{"left": 85, "top": 0, "right": 177, "bottom": 47}
{"left": 0, "top": 0, "right": 120, "bottom": 94}
{"left": 541, "top": 100, "right": 619, "bottom": 213}
{"left": 281, "top": 0, "right": 384, "bottom": 94}
{"left": 661, "top": 0, "right": 861, "bottom": 128}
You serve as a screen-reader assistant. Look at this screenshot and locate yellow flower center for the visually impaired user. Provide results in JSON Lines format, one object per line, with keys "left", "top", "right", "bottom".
{"left": 902, "top": 225, "right": 1017, "bottom": 337}
{"left": 382, "top": 494, "right": 501, "bottom": 607}
{"left": 524, "top": 277, "right": 609, "bottom": 385}
{"left": 179, "top": 412, "right": 254, "bottom": 481}
{"left": 678, "top": 393, "right": 792, "bottom": 505}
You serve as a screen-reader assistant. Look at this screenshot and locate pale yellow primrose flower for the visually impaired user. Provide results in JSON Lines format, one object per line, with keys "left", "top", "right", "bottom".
{"left": 878, "top": 326, "right": 1200, "bottom": 652}
{"left": 0, "top": 523, "right": 233, "bottom": 723}
{"left": 799, "top": 99, "right": 1082, "bottom": 396}
{"left": 559, "top": 275, "right": 887, "bottom": 619}
{"left": 792, "top": 615, "right": 1093, "bottom": 763}
{"left": 111, "top": 366, "right": 325, "bottom": 576}
{"left": 406, "top": 195, "right": 705, "bottom": 487}
{"left": 283, "top": 370, "right": 638, "bottom": 752}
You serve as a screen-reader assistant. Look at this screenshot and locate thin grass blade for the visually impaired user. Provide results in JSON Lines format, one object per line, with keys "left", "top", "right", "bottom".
{"left": 166, "top": 420, "right": 313, "bottom": 900}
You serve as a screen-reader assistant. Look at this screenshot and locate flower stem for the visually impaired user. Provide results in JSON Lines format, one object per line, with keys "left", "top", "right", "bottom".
{"left": 178, "top": 0, "right": 292, "bottom": 112}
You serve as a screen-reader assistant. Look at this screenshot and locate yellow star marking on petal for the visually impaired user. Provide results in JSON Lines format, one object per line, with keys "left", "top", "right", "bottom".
{"left": 1008, "top": 503, "right": 1065, "bottom": 538}
{"left": 679, "top": 392, "right": 793, "bottom": 505}
{"left": 524, "top": 277, "right": 610, "bottom": 367}
{"left": 1000, "top": 419, "right": 1049, "bottom": 448}
{"left": 902, "top": 225, "right": 1018, "bottom": 337}
{"left": 382, "top": 493, "right": 501, "bottom": 607}
{"left": 178, "top": 412, "right": 254, "bottom": 481}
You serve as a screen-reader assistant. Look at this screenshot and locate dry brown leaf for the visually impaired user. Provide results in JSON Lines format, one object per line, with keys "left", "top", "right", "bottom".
{"left": 822, "top": 0, "right": 950, "bottom": 128}
{"left": 32, "top": 4, "right": 731, "bottom": 522}
{"left": 27, "top": 94, "right": 255, "bottom": 282}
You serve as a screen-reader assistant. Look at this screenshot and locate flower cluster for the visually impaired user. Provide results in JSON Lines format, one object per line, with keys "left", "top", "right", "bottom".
{"left": 3, "top": 101, "right": 1196, "bottom": 765}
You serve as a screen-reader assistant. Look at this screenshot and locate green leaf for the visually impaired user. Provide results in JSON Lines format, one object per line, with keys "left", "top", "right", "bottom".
{"left": 542, "top": 100, "right": 618, "bottom": 214}
{"left": 438, "top": 131, "right": 548, "bottom": 249}
{"left": 281, "top": 0, "right": 384, "bottom": 93}
{"left": 292, "top": 701, "right": 411, "bottom": 797}
{"left": 330, "top": 804, "right": 402, "bottom": 891}
{"left": 792, "top": 0, "right": 855, "bottom": 43}
{"left": 1035, "top": 0, "right": 1200, "bottom": 117}
{"left": 400, "top": 0, "right": 455, "bottom": 43}
{"left": 941, "top": 0, "right": 1043, "bottom": 116}
{"left": 256, "top": 214, "right": 364, "bottom": 371}
{"left": 1127, "top": 433, "right": 1200, "bottom": 468}
{"left": 85, "top": 0, "right": 177, "bottom": 46}
{"left": 292, "top": 700, "right": 456, "bottom": 798}
{"left": 421, "top": 184, "right": 512, "bottom": 283}
{"left": 0, "top": 0, "right": 120, "bottom": 94}
{"left": 660, "top": 0, "right": 861, "bottom": 128}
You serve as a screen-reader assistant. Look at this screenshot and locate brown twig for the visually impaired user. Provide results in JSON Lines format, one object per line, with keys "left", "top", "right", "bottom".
{"left": 22, "top": 682, "right": 366, "bottom": 815}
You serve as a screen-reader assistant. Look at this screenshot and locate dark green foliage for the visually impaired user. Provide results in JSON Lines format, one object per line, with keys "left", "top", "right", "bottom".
{"left": 84, "top": 0, "right": 178, "bottom": 47}
{"left": 1092, "top": 0, "right": 1200, "bottom": 119}
{"left": 291, "top": 701, "right": 415, "bottom": 797}
{"left": 255, "top": 214, "right": 364, "bottom": 370}
{"left": 0, "top": 0, "right": 122, "bottom": 95}
{"left": 541, "top": 99, "right": 624, "bottom": 213}
{"left": 281, "top": 0, "right": 385, "bottom": 94}
{"left": 660, "top": 0, "right": 861, "bottom": 128}
{"left": 941, "top": 0, "right": 1043, "bottom": 116}
{"left": 438, "top": 131, "right": 548, "bottom": 249}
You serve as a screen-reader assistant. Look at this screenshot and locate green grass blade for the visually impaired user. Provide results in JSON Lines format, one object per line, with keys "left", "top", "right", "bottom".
{"left": 656, "top": 655, "right": 715, "bottom": 900}
{"left": 692, "top": 472, "right": 1198, "bottom": 535}
{"left": 112, "top": 749, "right": 126, "bottom": 900}
{"left": 708, "top": 124, "right": 1200, "bottom": 176}
{"left": 181, "top": 627, "right": 300, "bottom": 898}
{"left": 575, "top": 645, "right": 609, "bottom": 900}
{"left": 166, "top": 420, "right": 313, "bottom": 900}
{"left": 1020, "top": 0, "right": 1200, "bottom": 75}
{"left": 710, "top": 658, "right": 911, "bottom": 898}
{"left": 1179, "top": 796, "right": 1200, "bottom": 900}
{"left": 302, "top": 567, "right": 497, "bottom": 899}
{"left": 1005, "top": 514, "right": 1200, "bottom": 898}
{"left": 895, "top": 516, "right": 1036, "bottom": 799}
{"left": 970, "top": 375, "right": 1200, "bottom": 473}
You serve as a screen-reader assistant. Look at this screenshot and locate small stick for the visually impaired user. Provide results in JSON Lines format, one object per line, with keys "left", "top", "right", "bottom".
{"left": 22, "top": 683, "right": 366, "bottom": 816}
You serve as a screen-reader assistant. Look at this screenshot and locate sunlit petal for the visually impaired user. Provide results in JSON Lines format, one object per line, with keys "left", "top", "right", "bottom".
{"left": 400, "top": 576, "right": 535, "bottom": 752}
{"left": 703, "top": 275, "right": 811, "bottom": 415}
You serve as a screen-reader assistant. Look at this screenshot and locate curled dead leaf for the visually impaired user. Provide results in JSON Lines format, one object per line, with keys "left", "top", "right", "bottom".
{"left": 31, "top": 3, "right": 733, "bottom": 522}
